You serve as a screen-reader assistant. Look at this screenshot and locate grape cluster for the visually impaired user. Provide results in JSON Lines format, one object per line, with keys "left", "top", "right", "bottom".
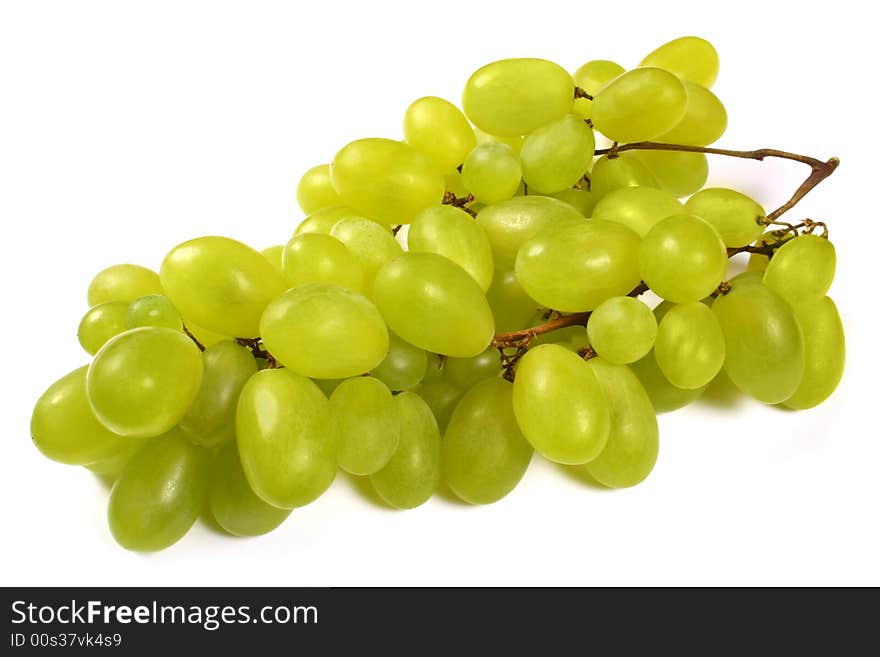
{"left": 31, "top": 36, "right": 844, "bottom": 551}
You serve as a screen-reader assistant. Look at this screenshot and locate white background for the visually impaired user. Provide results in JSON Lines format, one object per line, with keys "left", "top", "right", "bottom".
{"left": 1, "top": 0, "right": 876, "bottom": 586}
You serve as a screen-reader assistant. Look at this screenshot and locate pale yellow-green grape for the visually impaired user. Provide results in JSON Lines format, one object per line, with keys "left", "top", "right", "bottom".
{"left": 462, "top": 58, "right": 574, "bottom": 137}
{"left": 685, "top": 188, "right": 766, "bottom": 248}
{"left": 209, "top": 442, "right": 292, "bottom": 537}
{"left": 474, "top": 127, "right": 524, "bottom": 154}
{"left": 261, "top": 245, "right": 284, "bottom": 277}
{"left": 261, "top": 284, "right": 388, "bottom": 378}
{"left": 640, "top": 214, "right": 728, "bottom": 303}
{"left": 513, "top": 344, "right": 610, "bottom": 464}
{"left": 281, "top": 233, "right": 365, "bottom": 292}
{"left": 445, "top": 347, "right": 502, "bottom": 390}
{"left": 373, "top": 253, "right": 494, "bottom": 358}
{"left": 330, "top": 138, "right": 445, "bottom": 225}
{"left": 32, "top": 366, "right": 129, "bottom": 465}
{"left": 403, "top": 96, "right": 476, "bottom": 174}
{"left": 570, "top": 327, "right": 591, "bottom": 352}
{"left": 520, "top": 116, "right": 595, "bottom": 194}
{"left": 294, "top": 205, "right": 362, "bottom": 236}
{"left": 85, "top": 437, "right": 148, "bottom": 479}
{"left": 783, "top": 296, "right": 845, "bottom": 410}
{"left": 107, "top": 429, "right": 209, "bottom": 551}
{"left": 88, "top": 328, "right": 203, "bottom": 438}
{"left": 125, "top": 294, "right": 182, "bottom": 331}
{"left": 515, "top": 220, "right": 641, "bottom": 312}
{"left": 550, "top": 188, "right": 596, "bottom": 217}
{"left": 87, "top": 264, "right": 162, "bottom": 307}
{"left": 572, "top": 59, "right": 625, "bottom": 118}
{"left": 712, "top": 280, "right": 805, "bottom": 404}
{"left": 371, "top": 332, "right": 428, "bottom": 392}
{"left": 587, "top": 296, "right": 657, "bottom": 364}
{"left": 763, "top": 234, "right": 836, "bottom": 305}
{"left": 370, "top": 392, "right": 441, "bottom": 509}
{"left": 160, "top": 236, "right": 285, "bottom": 338}
{"left": 461, "top": 142, "right": 522, "bottom": 204}
{"left": 640, "top": 36, "right": 720, "bottom": 88}
{"left": 445, "top": 170, "right": 469, "bottom": 198}
{"left": 412, "top": 379, "right": 462, "bottom": 433}
{"left": 633, "top": 150, "right": 709, "bottom": 198}
{"left": 237, "top": 368, "right": 335, "bottom": 508}
{"left": 77, "top": 302, "right": 128, "bottom": 355}
{"left": 654, "top": 301, "right": 725, "bottom": 389}
{"left": 589, "top": 153, "right": 659, "bottom": 202}
{"left": 296, "top": 164, "right": 343, "bottom": 215}
{"left": 657, "top": 82, "right": 727, "bottom": 145}
{"left": 178, "top": 340, "right": 257, "bottom": 448}
{"left": 591, "top": 186, "right": 685, "bottom": 237}
{"left": 442, "top": 378, "right": 532, "bottom": 504}
{"left": 582, "top": 358, "right": 659, "bottom": 488}
{"left": 630, "top": 350, "right": 707, "bottom": 412}
{"left": 408, "top": 205, "right": 494, "bottom": 290}
{"left": 330, "top": 377, "right": 400, "bottom": 476}
{"left": 329, "top": 217, "right": 404, "bottom": 294}
{"left": 591, "top": 68, "right": 688, "bottom": 142}
{"left": 747, "top": 231, "right": 788, "bottom": 272}
{"left": 183, "top": 319, "right": 230, "bottom": 349}
{"left": 486, "top": 269, "right": 538, "bottom": 332}
{"left": 475, "top": 195, "right": 584, "bottom": 270}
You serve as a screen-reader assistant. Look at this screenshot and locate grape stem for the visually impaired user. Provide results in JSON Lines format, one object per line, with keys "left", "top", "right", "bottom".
{"left": 182, "top": 324, "right": 205, "bottom": 352}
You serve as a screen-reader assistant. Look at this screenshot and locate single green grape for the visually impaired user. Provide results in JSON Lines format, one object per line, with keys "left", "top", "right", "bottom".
{"left": 591, "top": 186, "right": 684, "bottom": 237}
{"left": 87, "top": 327, "right": 203, "bottom": 438}
{"left": 512, "top": 344, "right": 610, "bottom": 464}
{"left": 370, "top": 392, "right": 441, "bottom": 509}
{"left": 461, "top": 142, "right": 522, "bottom": 204}
{"left": 630, "top": 350, "right": 707, "bottom": 412}
{"left": 640, "top": 36, "right": 720, "bottom": 88}
{"left": 261, "top": 284, "right": 388, "bottom": 379}
{"left": 77, "top": 301, "right": 128, "bottom": 355}
{"left": 587, "top": 296, "right": 657, "bottom": 364}
{"left": 654, "top": 301, "right": 725, "bottom": 389}
{"left": 685, "top": 188, "right": 766, "bottom": 248}
{"left": 329, "top": 216, "right": 404, "bottom": 294}
{"left": 657, "top": 82, "right": 727, "bottom": 145}
{"left": 549, "top": 188, "right": 597, "bottom": 217}
{"left": 747, "top": 231, "right": 788, "bottom": 272}
{"left": 572, "top": 59, "right": 625, "bottom": 118}
{"left": 763, "top": 234, "right": 836, "bottom": 305}
{"left": 125, "top": 294, "right": 182, "bottom": 331}
{"left": 371, "top": 332, "right": 428, "bottom": 392}
{"left": 412, "top": 379, "right": 462, "bottom": 433}
{"left": 783, "top": 296, "right": 845, "bottom": 410}
{"left": 237, "top": 368, "right": 335, "bottom": 508}
{"left": 422, "top": 352, "right": 446, "bottom": 382}
{"left": 261, "top": 245, "right": 285, "bottom": 276}
{"left": 403, "top": 96, "right": 476, "bottom": 174}
{"left": 442, "top": 378, "right": 532, "bottom": 504}
{"left": 87, "top": 264, "right": 162, "bottom": 307}
{"left": 329, "top": 376, "right": 400, "bottom": 476}
{"left": 633, "top": 150, "right": 709, "bottom": 198}
{"left": 520, "top": 115, "right": 595, "bottom": 194}
{"left": 281, "top": 233, "right": 365, "bottom": 292}
{"left": 85, "top": 437, "right": 148, "bottom": 479}
{"left": 294, "top": 205, "right": 362, "bottom": 236}
{"left": 473, "top": 127, "right": 523, "bottom": 154}
{"left": 445, "top": 347, "right": 502, "bottom": 390}
{"left": 296, "top": 164, "right": 343, "bottom": 215}
{"left": 589, "top": 153, "right": 659, "bottom": 202}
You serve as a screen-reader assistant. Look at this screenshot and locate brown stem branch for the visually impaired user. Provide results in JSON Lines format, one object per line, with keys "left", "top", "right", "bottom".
{"left": 182, "top": 324, "right": 205, "bottom": 352}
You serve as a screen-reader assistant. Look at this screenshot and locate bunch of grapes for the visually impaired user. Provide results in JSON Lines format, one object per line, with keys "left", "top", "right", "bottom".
{"left": 31, "top": 36, "right": 844, "bottom": 552}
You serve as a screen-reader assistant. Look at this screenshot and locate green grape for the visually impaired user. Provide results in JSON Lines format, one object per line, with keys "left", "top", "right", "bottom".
{"left": 237, "top": 368, "right": 335, "bottom": 508}
{"left": 685, "top": 188, "right": 766, "bottom": 248}
{"left": 295, "top": 205, "right": 362, "bottom": 236}
{"left": 373, "top": 252, "right": 494, "bottom": 358}
{"left": 183, "top": 319, "right": 230, "bottom": 349}
{"left": 569, "top": 326, "right": 591, "bottom": 352}
{"left": 422, "top": 352, "right": 446, "bottom": 382}
{"left": 408, "top": 205, "right": 494, "bottom": 290}
{"left": 591, "top": 68, "right": 688, "bottom": 142}
{"left": 474, "top": 127, "right": 523, "bottom": 153}
{"left": 640, "top": 214, "right": 728, "bottom": 303}
{"left": 445, "top": 347, "right": 502, "bottom": 389}
{"left": 261, "top": 284, "right": 388, "bottom": 379}
{"left": 549, "top": 188, "right": 596, "bottom": 217}
{"left": 640, "top": 36, "right": 720, "bottom": 88}
{"left": 281, "top": 233, "right": 364, "bottom": 292}
{"left": 330, "top": 138, "right": 445, "bottom": 225}
{"left": 763, "top": 234, "right": 836, "bottom": 305}
{"left": 329, "top": 216, "right": 404, "bottom": 293}
{"left": 160, "top": 236, "right": 284, "bottom": 338}
{"left": 461, "top": 142, "right": 522, "bottom": 204}
{"left": 572, "top": 59, "right": 625, "bottom": 118}
{"left": 591, "top": 186, "right": 684, "bottom": 237}
{"left": 209, "top": 442, "right": 292, "bottom": 537}
{"left": 657, "top": 82, "right": 727, "bottom": 145}
{"left": 783, "top": 296, "right": 845, "bottom": 410}
{"left": 77, "top": 301, "right": 128, "bottom": 355}
{"left": 747, "top": 231, "right": 787, "bottom": 272}
{"left": 442, "top": 378, "right": 532, "bottom": 504}
{"left": 87, "top": 264, "right": 162, "bottom": 307}
{"left": 462, "top": 58, "right": 574, "bottom": 137}
{"left": 512, "top": 344, "right": 610, "bottom": 464}
{"left": 589, "top": 153, "right": 659, "bottom": 202}
{"left": 261, "top": 245, "right": 284, "bottom": 276}
{"left": 515, "top": 219, "right": 641, "bottom": 312}
{"left": 85, "top": 437, "right": 148, "bottom": 479}
{"left": 712, "top": 280, "right": 805, "bottom": 403}
{"left": 32, "top": 366, "right": 129, "bottom": 465}
{"left": 444, "top": 170, "right": 469, "bottom": 197}
{"left": 633, "top": 150, "right": 708, "bottom": 198}
{"left": 371, "top": 332, "right": 428, "bottom": 392}
{"left": 107, "top": 429, "right": 209, "bottom": 551}
{"left": 178, "top": 340, "right": 257, "bottom": 448}
{"left": 403, "top": 96, "right": 476, "bottom": 174}
{"left": 654, "top": 301, "right": 725, "bottom": 389}
{"left": 520, "top": 116, "right": 595, "bottom": 194}
{"left": 296, "top": 164, "right": 343, "bottom": 214}
{"left": 88, "top": 327, "right": 203, "bottom": 438}
{"left": 586, "top": 296, "right": 657, "bottom": 364}
{"left": 630, "top": 350, "right": 707, "bottom": 412}
{"left": 330, "top": 376, "right": 400, "bottom": 475}
{"left": 125, "top": 294, "right": 182, "bottom": 331}
{"left": 412, "top": 379, "right": 462, "bottom": 433}
{"left": 581, "top": 358, "right": 658, "bottom": 488}
{"left": 370, "top": 392, "right": 440, "bottom": 509}
{"left": 475, "top": 195, "right": 584, "bottom": 270}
